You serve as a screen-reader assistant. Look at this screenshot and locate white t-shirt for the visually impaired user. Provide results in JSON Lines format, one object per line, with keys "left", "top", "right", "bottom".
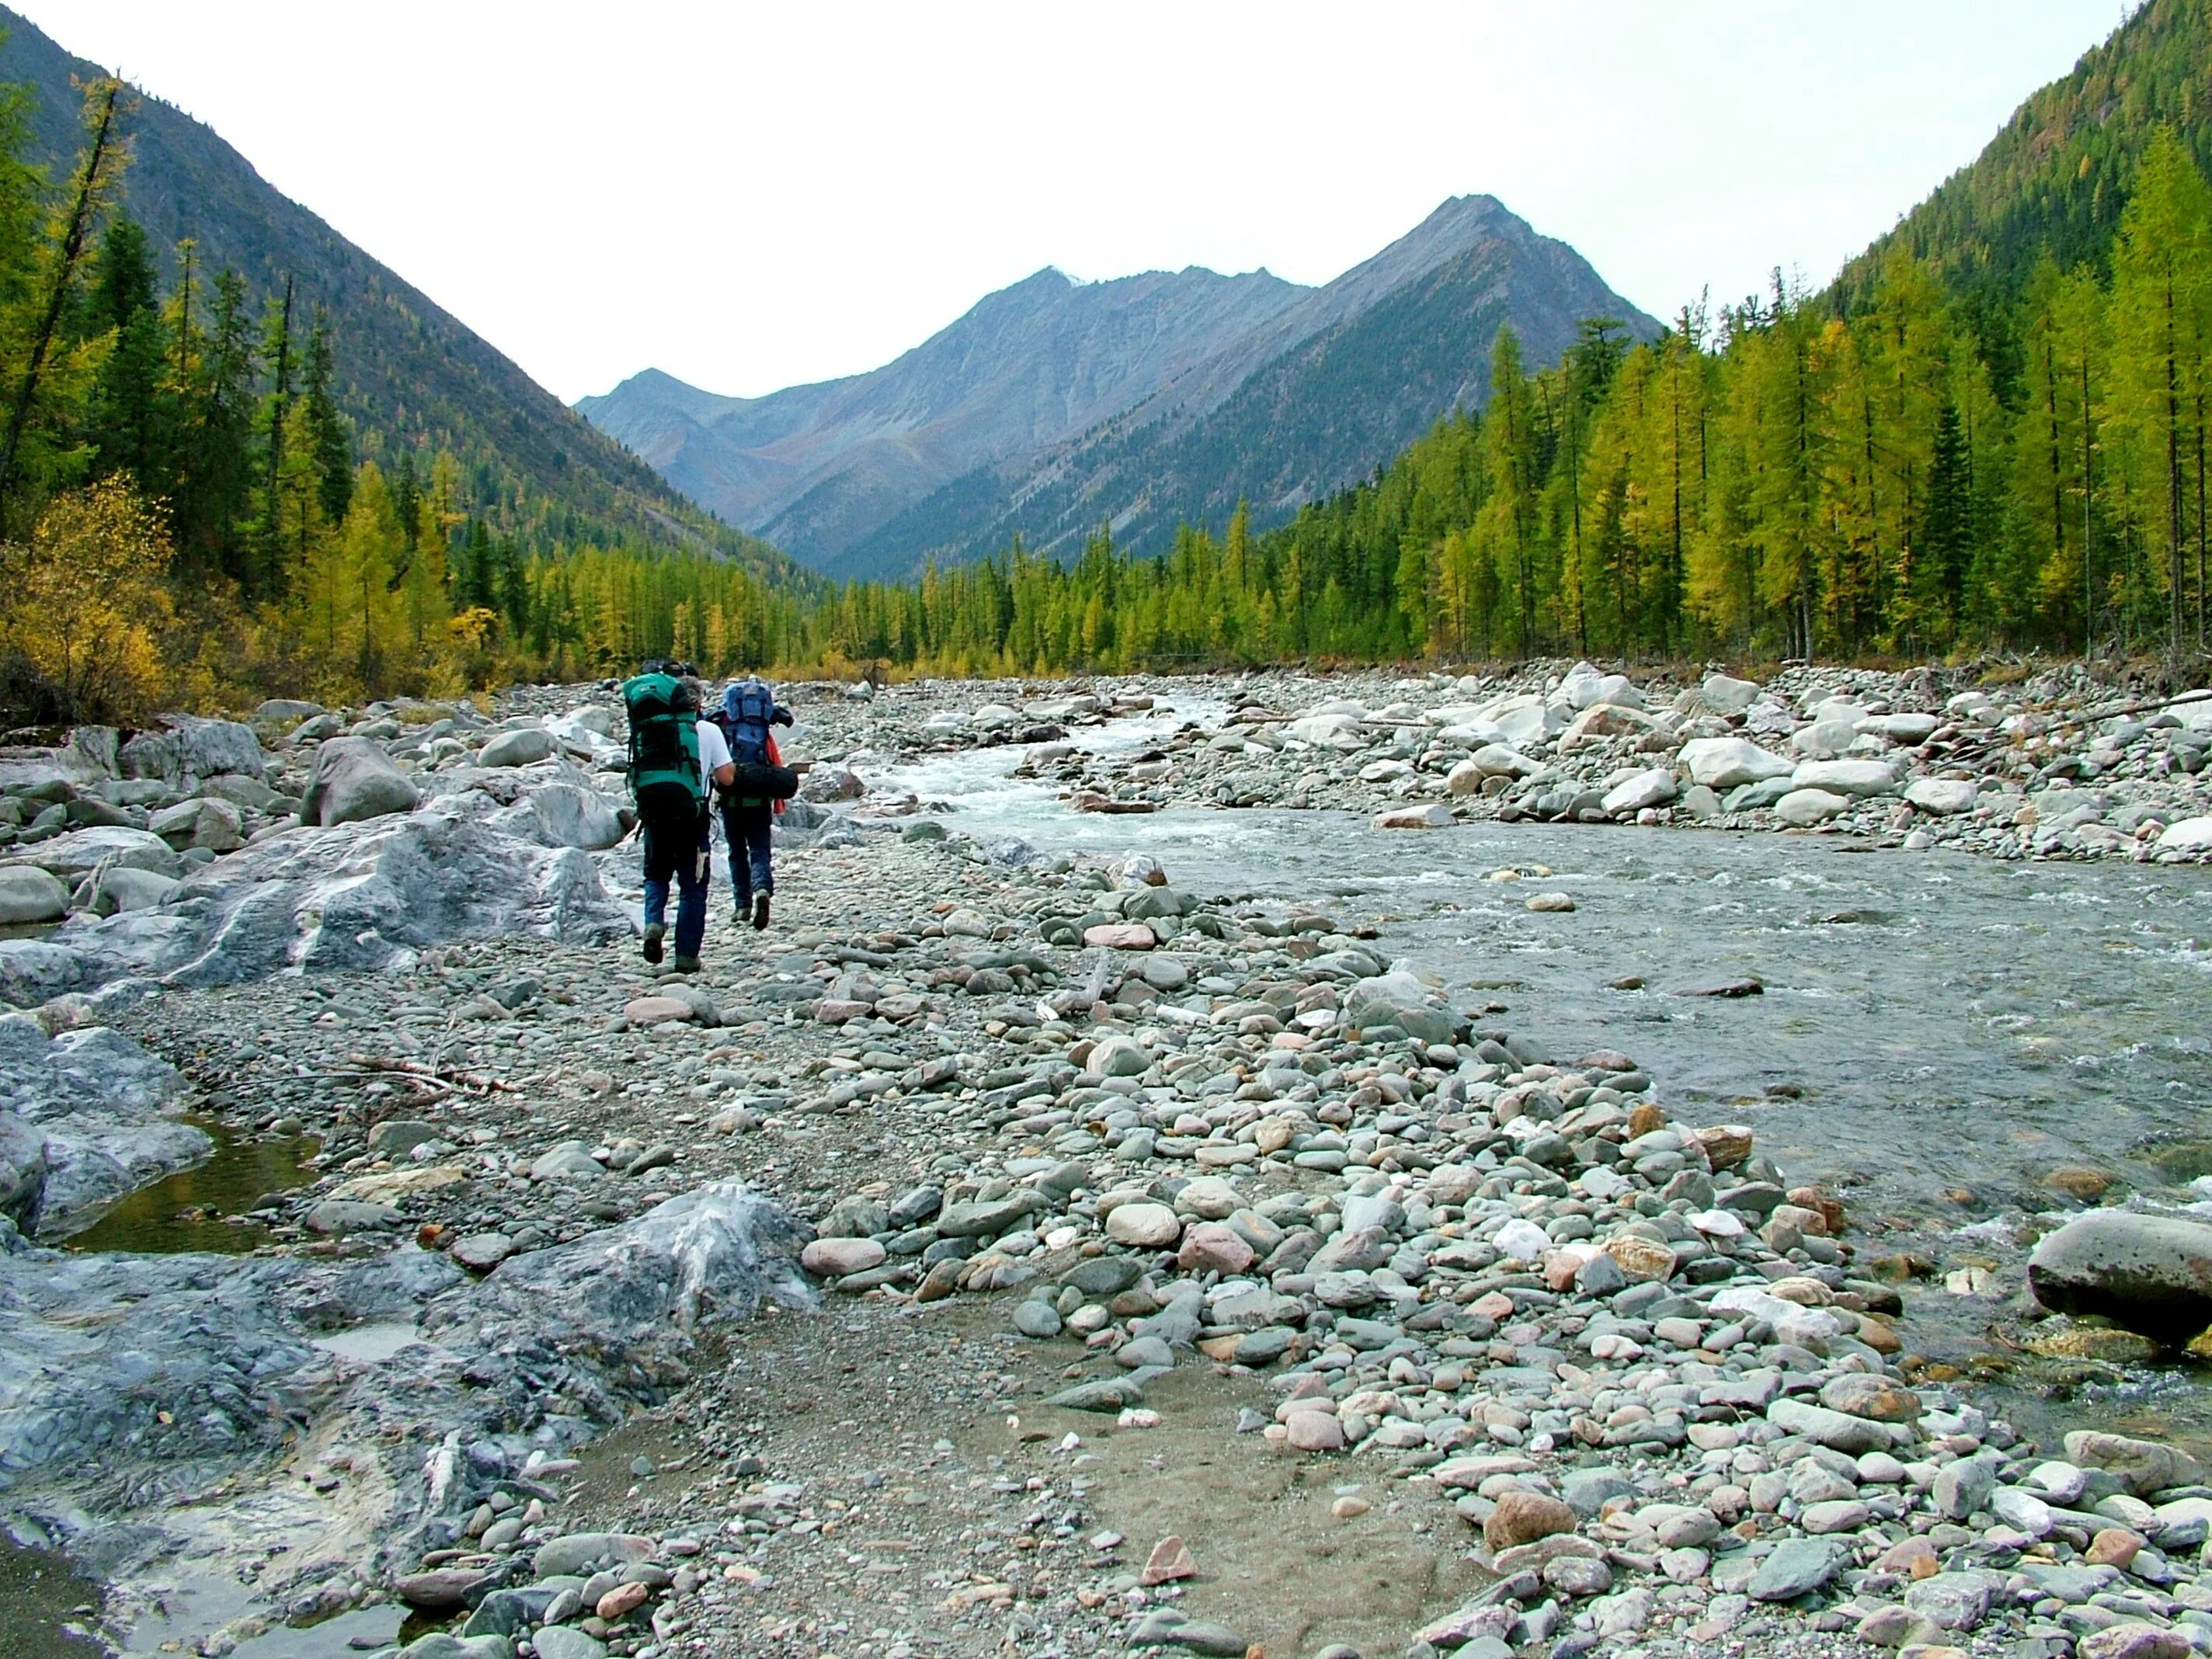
{"left": 694, "top": 720, "right": 732, "bottom": 791}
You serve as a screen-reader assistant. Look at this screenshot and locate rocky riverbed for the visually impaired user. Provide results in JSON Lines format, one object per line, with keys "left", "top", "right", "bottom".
{"left": 791, "top": 659, "right": 2212, "bottom": 864}
{"left": 0, "top": 661, "right": 2208, "bottom": 1659}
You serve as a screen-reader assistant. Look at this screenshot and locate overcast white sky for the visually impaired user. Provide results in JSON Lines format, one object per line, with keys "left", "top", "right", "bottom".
{"left": 19, "top": 1, "right": 2130, "bottom": 405}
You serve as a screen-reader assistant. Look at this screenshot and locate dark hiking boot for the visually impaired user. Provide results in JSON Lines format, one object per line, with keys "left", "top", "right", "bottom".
{"left": 642, "top": 922, "right": 665, "bottom": 965}
{"left": 673, "top": 954, "right": 701, "bottom": 974}
{"left": 752, "top": 896, "right": 770, "bottom": 931}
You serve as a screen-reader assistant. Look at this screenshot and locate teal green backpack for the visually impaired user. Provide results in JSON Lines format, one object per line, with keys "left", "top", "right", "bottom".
{"left": 621, "top": 672, "right": 703, "bottom": 818}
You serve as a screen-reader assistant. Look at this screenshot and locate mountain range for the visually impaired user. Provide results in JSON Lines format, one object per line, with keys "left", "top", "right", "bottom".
{"left": 0, "top": 4, "right": 794, "bottom": 577}
{"left": 10, "top": 0, "right": 2196, "bottom": 599}
{"left": 581, "top": 196, "right": 1659, "bottom": 579}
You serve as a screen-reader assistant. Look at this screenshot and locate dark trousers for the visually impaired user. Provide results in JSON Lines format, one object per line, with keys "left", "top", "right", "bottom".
{"left": 722, "top": 802, "right": 774, "bottom": 908}
{"left": 642, "top": 803, "right": 710, "bottom": 959}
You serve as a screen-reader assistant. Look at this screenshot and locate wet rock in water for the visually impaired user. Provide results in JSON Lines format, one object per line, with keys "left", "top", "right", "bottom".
{"left": 2028, "top": 1209, "right": 2212, "bottom": 1344}
{"left": 1372, "top": 802, "right": 1456, "bottom": 830}
{"left": 300, "top": 736, "right": 422, "bottom": 827}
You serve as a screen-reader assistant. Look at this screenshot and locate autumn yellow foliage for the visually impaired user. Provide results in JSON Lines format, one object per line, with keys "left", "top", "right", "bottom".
{"left": 0, "top": 475, "right": 177, "bottom": 723}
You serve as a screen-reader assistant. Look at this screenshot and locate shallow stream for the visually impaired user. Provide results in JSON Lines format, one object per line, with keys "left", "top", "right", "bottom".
{"left": 877, "top": 712, "right": 2212, "bottom": 1223}
{"left": 885, "top": 711, "right": 2212, "bottom": 1445}
{"left": 63, "top": 1119, "right": 320, "bottom": 1254}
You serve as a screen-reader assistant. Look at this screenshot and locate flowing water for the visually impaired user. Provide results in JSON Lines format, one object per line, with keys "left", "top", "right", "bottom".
{"left": 874, "top": 713, "right": 2212, "bottom": 1223}
{"left": 880, "top": 711, "right": 2212, "bottom": 1443}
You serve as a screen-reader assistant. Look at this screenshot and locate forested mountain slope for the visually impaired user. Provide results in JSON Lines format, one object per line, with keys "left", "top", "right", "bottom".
{"left": 0, "top": 5, "right": 792, "bottom": 575}
{"left": 1840, "top": 0, "right": 2208, "bottom": 308}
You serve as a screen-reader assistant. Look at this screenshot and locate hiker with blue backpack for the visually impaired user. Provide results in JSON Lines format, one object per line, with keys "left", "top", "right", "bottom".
{"left": 621, "top": 663, "right": 734, "bottom": 972}
{"left": 709, "top": 677, "right": 798, "bottom": 931}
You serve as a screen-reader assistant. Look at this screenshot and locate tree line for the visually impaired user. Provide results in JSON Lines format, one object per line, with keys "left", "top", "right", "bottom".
{"left": 809, "top": 128, "right": 2212, "bottom": 677}
{"left": 9, "top": 78, "right": 2212, "bottom": 725}
{"left": 0, "top": 74, "right": 808, "bottom": 722}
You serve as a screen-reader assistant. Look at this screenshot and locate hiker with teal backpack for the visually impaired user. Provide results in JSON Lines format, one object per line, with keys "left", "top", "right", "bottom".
{"left": 708, "top": 676, "right": 797, "bottom": 930}
{"left": 621, "top": 662, "right": 734, "bottom": 972}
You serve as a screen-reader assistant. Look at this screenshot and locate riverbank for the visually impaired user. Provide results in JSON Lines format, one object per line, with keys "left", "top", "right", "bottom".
{"left": 0, "top": 665, "right": 2207, "bottom": 1659}
{"left": 779, "top": 659, "right": 2212, "bottom": 866}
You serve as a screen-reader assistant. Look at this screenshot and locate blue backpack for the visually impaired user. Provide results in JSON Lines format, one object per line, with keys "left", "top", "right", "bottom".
{"left": 717, "top": 679, "right": 775, "bottom": 766}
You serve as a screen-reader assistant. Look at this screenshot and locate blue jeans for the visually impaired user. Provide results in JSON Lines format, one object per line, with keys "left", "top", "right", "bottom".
{"left": 642, "top": 805, "right": 710, "bottom": 960}
{"left": 722, "top": 803, "right": 774, "bottom": 908}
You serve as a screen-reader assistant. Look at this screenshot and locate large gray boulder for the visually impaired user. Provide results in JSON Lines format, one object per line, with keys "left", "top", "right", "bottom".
{"left": 1678, "top": 736, "right": 1792, "bottom": 791}
{"left": 431, "top": 1180, "right": 813, "bottom": 1346}
{"left": 1342, "top": 970, "right": 1456, "bottom": 1045}
{"left": 149, "top": 797, "right": 245, "bottom": 853}
{"left": 301, "top": 737, "right": 421, "bottom": 827}
{"left": 1790, "top": 758, "right": 1898, "bottom": 798}
{"left": 0, "top": 1017, "right": 202, "bottom": 1237}
{"left": 0, "top": 793, "right": 634, "bottom": 1004}
{"left": 1, "top": 826, "right": 182, "bottom": 883}
{"left": 477, "top": 728, "right": 555, "bottom": 768}
{"left": 0, "top": 866, "right": 69, "bottom": 924}
{"left": 512, "top": 781, "right": 624, "bottom": 850}
{"left": 1699, "top": 673, "right": 1762, "bottom": 716}
{"left": 2029, "top": 1209, "right": 2212, "bottom": 1344}
{"left": 0, "top": 1111, "right": 45, "bottom": 1229}
{"left": 89, "top": 865, "right": 181, "bottom": 916}
{"left": 166, "top": 715, "right": 266, "bottom": 784}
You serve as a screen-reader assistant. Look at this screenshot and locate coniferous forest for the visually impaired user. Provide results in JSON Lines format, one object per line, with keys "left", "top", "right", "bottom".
{"left": 8, "top": 4, "right": 2212, "bottom": 726}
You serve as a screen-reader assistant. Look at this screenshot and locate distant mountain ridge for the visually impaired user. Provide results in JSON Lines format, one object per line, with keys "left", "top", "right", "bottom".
{"left": 0, "top": 5, "right": 794, "bottom": 575}
{"left": 580, "top": 264, "right": 1304, "bottom": 566}
{"left": 583, "top": 195, "right": 1659, "bottom": 577}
